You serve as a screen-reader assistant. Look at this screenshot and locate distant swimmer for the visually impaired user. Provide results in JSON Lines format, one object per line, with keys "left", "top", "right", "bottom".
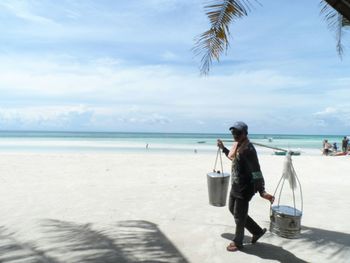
{"left": 146, "top": 143, "right": 149, "bottom": 149}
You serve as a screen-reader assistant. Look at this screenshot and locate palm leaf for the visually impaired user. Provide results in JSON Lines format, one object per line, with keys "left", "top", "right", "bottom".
{"left": 343, "top": 16, "right": 350, "bottom": 26}
{"left": 323, "top": 0, "right": 350, "bottom": 21}
{"left": 193, "top": 0, "right": 254, "bottom": 75}
{"left": 321, "top": 0, "right": 350, "bottom": 58}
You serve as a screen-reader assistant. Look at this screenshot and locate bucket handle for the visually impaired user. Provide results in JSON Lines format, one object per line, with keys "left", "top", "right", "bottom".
{"left": 271, "top": 153, "right": 303, "bottom": 215}
{"left": 213, "top": 147, "right": 224, "bottom": 175}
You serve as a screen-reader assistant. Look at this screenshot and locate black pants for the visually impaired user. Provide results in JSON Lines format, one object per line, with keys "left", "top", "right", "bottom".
{"left": 228, "top": 190, "right": 263, "bottom": 247}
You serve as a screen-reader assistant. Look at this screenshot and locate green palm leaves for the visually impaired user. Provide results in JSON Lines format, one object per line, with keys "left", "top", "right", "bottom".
{"left": 193, "top": 0, "right": 252, "bottom": 75}
{"left": 194, "top": 0, "right": 350, "bottom": 75}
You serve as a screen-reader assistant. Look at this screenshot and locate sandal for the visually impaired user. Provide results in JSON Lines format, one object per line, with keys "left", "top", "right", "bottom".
{"left": 252, "top": 228, "right": 267, "bottom": 244}
{"left": 226, "top": 242, "right": 241, "bottom": 252}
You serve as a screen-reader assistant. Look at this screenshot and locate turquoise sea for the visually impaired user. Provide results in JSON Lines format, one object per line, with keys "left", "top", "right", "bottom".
{"left": 0, "top": 131, "right": 346, "bottom": 155}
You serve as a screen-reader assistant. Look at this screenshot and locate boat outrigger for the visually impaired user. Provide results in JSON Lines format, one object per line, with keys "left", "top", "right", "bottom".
{"left": 274, "top": 151, "right": 301, "bottom": 156}
{"left": 222, "top": 140, "right": 301, "bottom": 156}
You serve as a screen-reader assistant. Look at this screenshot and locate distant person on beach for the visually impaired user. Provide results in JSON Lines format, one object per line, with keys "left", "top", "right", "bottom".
{"left": 323, "top": 140, "right": 332, "bottom": 155}
{"left": 342, "top": 137, "right": 349, "bottom": 153}
{"left": 333, "top": 142, "right": 338, "bottom": 152}
{"left": 217, "top": 121, "right": 274, "bottom": 252}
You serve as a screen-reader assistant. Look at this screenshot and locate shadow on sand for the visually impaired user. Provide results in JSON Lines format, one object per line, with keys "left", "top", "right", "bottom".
{"left": 0, "top": 220, "right": 189, "bottom": 263}
{"left": 0, "top": 226, "right": 60, "bottom": 262}
{"left": 221, "top": 232, "right": 308, "bottom": 263}
{"left": 300, "top": 225, "right": 350, "bottom": 260}
{"left": 222, "top": 225, "right": 350, "bottom": 263}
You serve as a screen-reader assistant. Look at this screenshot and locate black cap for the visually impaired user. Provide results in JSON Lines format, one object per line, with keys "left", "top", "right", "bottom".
{"left": 229, "top": 121, "right": 248, "bottom": 133}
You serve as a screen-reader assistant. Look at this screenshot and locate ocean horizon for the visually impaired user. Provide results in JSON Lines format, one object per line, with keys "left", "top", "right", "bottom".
{"left": 0, "top": 130, "right": 347, "bottom": 155}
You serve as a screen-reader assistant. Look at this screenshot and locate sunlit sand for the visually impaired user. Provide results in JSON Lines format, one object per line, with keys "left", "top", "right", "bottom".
{"left": 0, "top": 152, "right": 348, "bottom": 262}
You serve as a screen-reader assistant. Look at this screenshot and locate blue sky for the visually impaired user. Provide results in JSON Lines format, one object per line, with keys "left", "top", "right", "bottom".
{"left": 0, "top": 0, "right": 349, "bottom": 134}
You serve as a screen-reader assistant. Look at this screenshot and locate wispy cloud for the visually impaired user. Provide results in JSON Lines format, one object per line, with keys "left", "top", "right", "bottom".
{"left": 0, "top": 0, "right": 56, "bottom": 24}
{"left": 0, "top": 104, "right": 174, "bottom": 131}
{"left": 0, "top": 0, "right": 349, "bottom": 133}
{"left": 0, "top": 105, "right": 93, "bottom": 130}
{"left": 0, "top": 54, "right": 313, "bottom": 107}
{"left": 314, "top": 106, "right": 350, "bottom": 128}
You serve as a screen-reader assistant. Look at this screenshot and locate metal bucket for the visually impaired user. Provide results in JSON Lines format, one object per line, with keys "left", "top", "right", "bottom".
{"left": 270, "top": 205, "right": 302, "bottom": 238}
{"left": 207, "top": 172, "right": 230, "bottom": 207}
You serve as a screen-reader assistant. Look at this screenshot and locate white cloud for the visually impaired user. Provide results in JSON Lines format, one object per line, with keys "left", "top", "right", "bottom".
{"left": 0, "top": 0, "right": 349, "bottom": 134}
{"left": 313, "top": 106, "right": 350, "bottom": 129}
{"left": 119, "top": 113, "right": 171, "bottom": 125}
{"left": 0, "top": 53, "right": 344, "bottom": 132}
{"left": 0, "top": 105, "right": 93, "bottom": 129}
{"left": 0, "top": 104, "right": 175, "bottom": 131}
{"left": 0, "top": 0, "right": 56, "bottom": 25}
{"left": 161, "top": 51, "right": 179, "bottom": 61}
{"left": 314, "top": 107, "right": 338, "bottom": 116}
{"left": 141, "top": 0, "right": 178, "bottom": 11}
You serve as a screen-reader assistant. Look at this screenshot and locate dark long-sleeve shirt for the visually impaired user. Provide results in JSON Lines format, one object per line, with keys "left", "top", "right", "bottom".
{"left": 223, "top": 141, "right": 265, "bottom": 200}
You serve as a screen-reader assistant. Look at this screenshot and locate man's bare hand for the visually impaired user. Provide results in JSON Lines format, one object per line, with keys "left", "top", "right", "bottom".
{"left": 262, "top": 192, "right": 275, "bottom": 204}
{"left": 217, "top": 139, "right": 224, "bottom": 149}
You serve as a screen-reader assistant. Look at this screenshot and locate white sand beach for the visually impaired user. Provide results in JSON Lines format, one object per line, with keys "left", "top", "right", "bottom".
{"left": 0, "top": 152, "right": 349, "bottom": 263}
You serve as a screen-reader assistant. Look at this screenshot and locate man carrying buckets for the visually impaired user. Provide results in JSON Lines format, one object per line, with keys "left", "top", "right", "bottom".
{"left": 217, "top": 121, "right": 274, "bottom": 252}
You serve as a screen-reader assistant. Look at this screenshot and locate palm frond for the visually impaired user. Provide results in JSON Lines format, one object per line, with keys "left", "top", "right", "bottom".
{"left": 343, "top": 16, "right": 350, "bottom": 26}
{"left": 321, "top": 0, "right": 350, "bottom": 58}
{"left": 193, "top": 0, "right": 254, "bottom": 75}
{"left": 323, "top": 0, "right": 350, "bottom": 21}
